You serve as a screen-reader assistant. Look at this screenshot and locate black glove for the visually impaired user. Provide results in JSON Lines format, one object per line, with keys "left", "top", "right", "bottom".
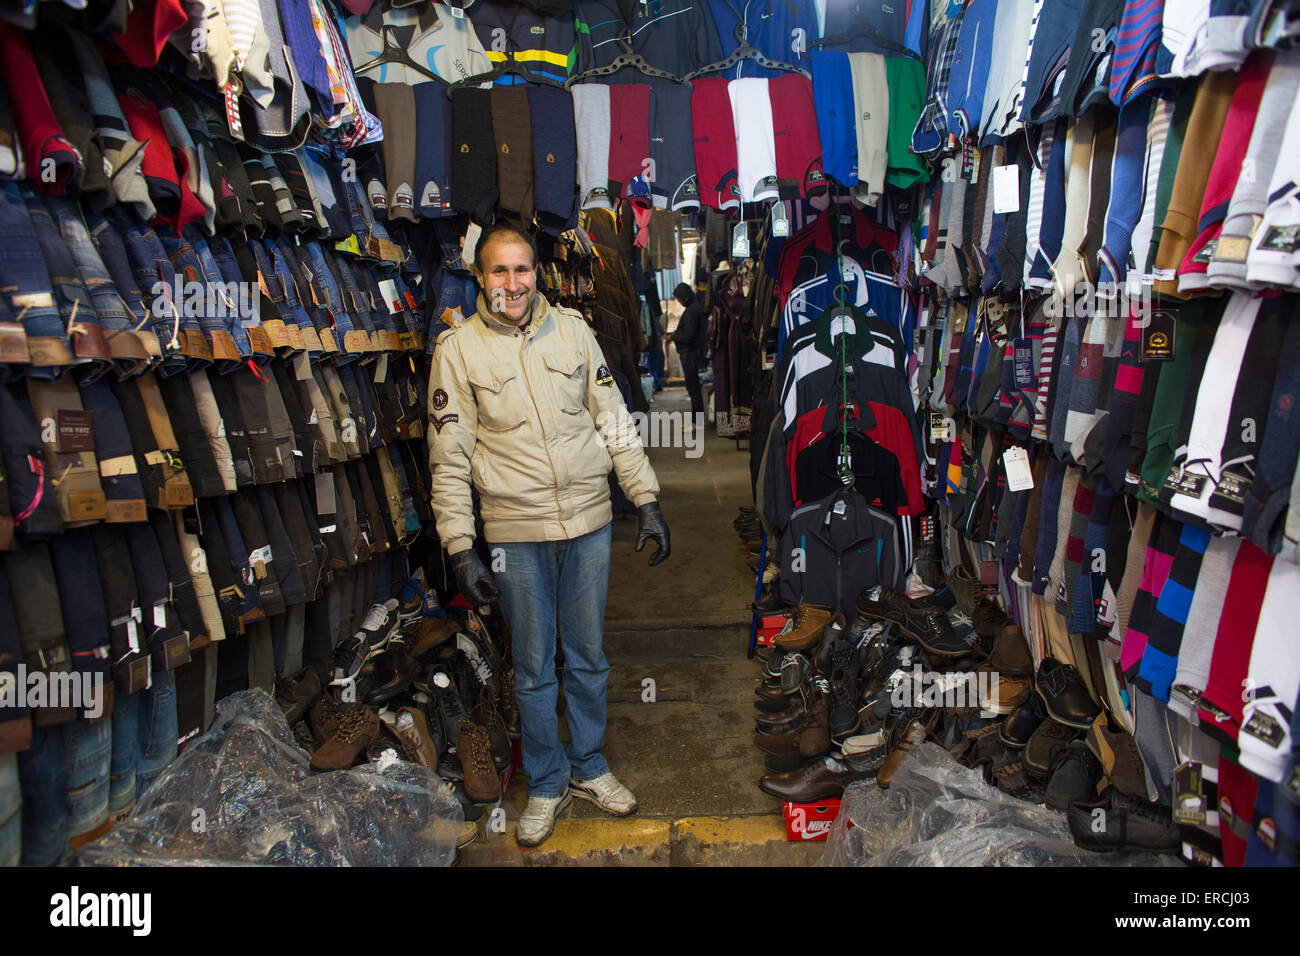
{"left": 635, "top": 501, "right": 670, "bottom": 566}
{"left": 449, "top": 547, "right": 501, "bottom": 605}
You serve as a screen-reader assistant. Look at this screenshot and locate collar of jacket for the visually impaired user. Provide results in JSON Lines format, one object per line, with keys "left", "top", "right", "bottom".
{"left": 474, "top": 291, "right": 554, "bottom": 339}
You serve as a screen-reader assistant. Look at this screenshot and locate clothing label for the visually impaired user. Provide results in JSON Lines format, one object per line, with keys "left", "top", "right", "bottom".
{"left": 300, "top": 326, "right": 323, "bottom": 353}
{"left": 992, "top": 164, "right": 1020, "bottom": 214}
{"left": 164, "top": 480, "right": 194, "bottom": 509}
{"left": 1243, "top": 711, "right": 1285, "bottom": 748}
{"left": 1212, "top": 470, "right": 1250, "bottom": 505}
{"left": 1012, "top": 339, "right": 1035, "bottom": 388}
{"left": 293, "top": 350, "right": 313, "bottom": 382}
{"left": 374, "top": 353, "right": 389, "bottom": 384}
{"left": 1174, "top": 762, "right": 1206, "bottom": 825}
{"left": 1164, "top": 468, "right": 1207, "bottom": 498}
{"left": 979, "top": 560, "right": 1000, "bottom": 587}
{"left": 1257, "top": 223, "right": 1300, "bottom": 253}
{"left": 377, "top": 279, "right": 401, "bottom": 314}
{"left": 930, "top": 412, "right": 952, "bottom": 441}
{"left": 183, "top": 505, "right": 201, "bottom": 536}
{"left": 56, "top": 409, "right": 95, "bottom": 453}
{"left": 1140, "top": 309, "right": 1176, "bottom": 362}
{"left": 462, "top": 223, "right": 482, "bottom": 269}
{"left": 246, "top": 326, "right": 274, "bottom": 354}
{"left": 1002, "top": 446, "right": 1034, "bottom": 491}
{"left": 732, "top": 222, "right": 750, "bottom": 258}
{"left": 1191, "top": 239, "right": 1218, "bottom": 264}
{"left": 315, "top": 471, "right": 336, "bottom": 515}
{"left": 0, "top": 323, "right": 30, "bottom": 364}
{"left": 250, "top": 544, "right": 272, "bottom": 577}
{"left": 771, "top": 202, "right": 790, "bottom": 238}
{"left": 153, "top": 604, "right": 167, "bottom": 629}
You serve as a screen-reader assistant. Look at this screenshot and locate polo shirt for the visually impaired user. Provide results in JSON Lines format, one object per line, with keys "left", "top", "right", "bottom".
{"left": 346, "top": 1, "right": 492, "bottom": 85}
{"left": 816, "top": 0, "right": 927, "bottom": 58}
{"left": 704, "top": 0, "right": 818, "bottom": 77}
{"left": 469, "top": 0, "right": 577, "bottom": 84}
{"left": 573, "top": 0, "right": 724, "bottom": 77}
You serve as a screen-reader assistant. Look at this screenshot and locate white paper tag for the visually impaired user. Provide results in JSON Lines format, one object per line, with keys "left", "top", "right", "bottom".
{"left": 308, "top": 407, "right": 318, "bottom": 425}
{"left": 217, "top": 419, "right": 226, "bottom": 438}
{"left": 126, "top": 619, "right": 140, "bottom": 653}
{"left": 462, "top": 222, "right": 482, "bottom": 269}
{"left": 377, "top": 279, "right": 401, "bottom": 314}
{"left": 732, "top": 222, "right": 750, "bottom": 258}
{"left": 992, "top": 164, "right": 1020, "bottom": 214}
{"left": 250, "top": 545, "right": 273, "bottom": 567}
{"left": 153, "top": 604, "right": 167, "bottom": 629}
{"left": 374, "top": 353, "right": 389, "bottom": 384}
{"left": 319, "top": 524, "right": 337, "bottom": 534}
{"left": 1003, "top": 446, "right": 1034, "bottom": 491}
{"left": 449, "top": 3, "right": 463, "bottom": 16}
{"left": 771, "top": 202, "right": 789, "bottom": 238}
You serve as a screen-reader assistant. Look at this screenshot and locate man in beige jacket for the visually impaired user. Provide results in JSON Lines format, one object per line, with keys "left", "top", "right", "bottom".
{"left": 427, "top": 223, "right": 670, "bottom": 847}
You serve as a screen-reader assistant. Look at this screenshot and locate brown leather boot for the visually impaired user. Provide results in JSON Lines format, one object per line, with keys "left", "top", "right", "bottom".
{"left": 797, "top": 681, "right": 831, "bottom": 758}
{"left": 877, "top": 710, "right": 936, "bottom": 788}
{"left": 772, "top": 605, "right": 835, "bottom": 652}
{"left": 990, "top": 625, "right": 1034, "bottom": 676}
{"left": 383, "top": 706, "right": 440, "bottom": 772}
{"left": 455, "top": 719, "right": 501, "bottom": 802}
{"left": 497, "top": 667, "right": 521, "bottom": 738}
{"left": 310, "top": 707, "right": 380, "bottom": 772}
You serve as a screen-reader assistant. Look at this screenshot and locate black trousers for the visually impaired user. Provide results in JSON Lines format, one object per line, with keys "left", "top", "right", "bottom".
{"left": 680, "top": 349, "right": 705, "bottom": 418}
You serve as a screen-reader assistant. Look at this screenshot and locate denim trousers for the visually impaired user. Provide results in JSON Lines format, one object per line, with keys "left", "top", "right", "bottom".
{"left": 109, "top": 690, "right": 138, "bottom": 820}
{"left": 135, "top": 669, "right": 179, "bottom": 798}
{"left": 64, "top": 716, "right": 111, "bottom": 846}
{"left": 489, "top": 523, "right": 612, "bottom": 797}
{"left": 0, "top": 753, "right": 20, "bottom": 866}
{"left": 17, "top": 723, "right": 66, "bottom": 866}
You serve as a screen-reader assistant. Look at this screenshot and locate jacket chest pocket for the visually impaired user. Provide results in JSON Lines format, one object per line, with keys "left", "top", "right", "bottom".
{"left": 467, "top": 363, "right": 529, "bottom": 431}
{"left": 541, "top": 348, "right": 587, "bottom": 414}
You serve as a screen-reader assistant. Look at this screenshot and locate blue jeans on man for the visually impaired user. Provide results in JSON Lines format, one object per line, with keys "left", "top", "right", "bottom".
{"left": 488, "top": 523, "right": 612, "bottom": 797}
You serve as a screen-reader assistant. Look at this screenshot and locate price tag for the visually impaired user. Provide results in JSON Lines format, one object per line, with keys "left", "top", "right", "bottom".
{"left": 1012, "top": 338, "right": 1035, "bottom": 388}
{"left": 732, "top": 222, "right": 750, "bottom": 258}
{"left": 374, "top": 353, "right": 389, "bottom": 384}
{"left": 1003, "top": 446, "right": 1034, "bottom": 491}
{"left": 1174, "top": 762, "right": 1206, "bottom": 825}
{"left": 462, "top": 222, "right": 482, "bottom": 269}
{"left": 1140, "top": 308, "right": 1176, "bottom": 362}
{"left": 992, "top": 164, "right": 1020, "bottom": 214}
{"left": 153, "top": 604, "right": 167, "bottom": 629}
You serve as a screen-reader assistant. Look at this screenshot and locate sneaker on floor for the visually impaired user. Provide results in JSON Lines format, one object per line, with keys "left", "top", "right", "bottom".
{"left": 570, "top": 771, "right": 638, "bottom": 816}
{"left": 516, "top": 789, "right": 573, "bottom": 847}
{"left": 398, "top": 569, "right": 442, "bottom": 621}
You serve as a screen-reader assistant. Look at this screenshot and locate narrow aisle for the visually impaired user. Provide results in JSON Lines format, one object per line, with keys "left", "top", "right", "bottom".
{"left": 460, "top": 387, "right": 822, "bottom": 865}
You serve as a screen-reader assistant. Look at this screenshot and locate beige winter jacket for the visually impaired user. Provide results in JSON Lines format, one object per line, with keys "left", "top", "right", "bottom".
{"left": 427, "top": 292, "right": 659, "bottom": 555}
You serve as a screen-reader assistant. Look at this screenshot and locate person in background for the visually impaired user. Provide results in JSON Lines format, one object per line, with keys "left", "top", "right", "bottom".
{"left": 669, "top": 282, "right": 706, "bottom": 422}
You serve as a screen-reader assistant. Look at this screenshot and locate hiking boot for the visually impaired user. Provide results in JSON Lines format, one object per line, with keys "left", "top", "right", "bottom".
{"left": 827, "top": 669, "right": 861, "bottom": 739}
{"left": 274, "top": 666, "right": 321, "bottom": 724}
{"left": 990, "top": 624, "right": 1034, "bottom": 676}
{"left": 472, "top": 687, "right": 513, "bottom": 771}
{"left": 307, "top": 691, "right": 344, "bottom": 747}
{"left": 1024, "top": 718, "right": 1079, "bottom": 779}
{"left": 516, "top": 789, "right": 572, "bottom": 847}
{"left": 1045, "top": 740, "right": 1104, "bottom": 811}
{"left": 570, "top": 771, "right": 638, "bottom": 816}
{"left": 812, "top": 613, "right": 848, "bottom": 676}
{"left": 1036, "top": 658, "right": 1102, "bottom": 728}
{"left": 877, "top": 710, "right": 935, "bottom": 789}
{"left": 497, "top": 667, "right": 521, "bottom": 738}
{"left": 382, "top": 706, "right": 440, "bottom": 772}
{"left": 772, "top": 605, "right": 835, "bottom": 651}
{"left": 310, "top": 707, "right": 381, "bottom": 772}
{"left": 1067, "top": 788, "right": 1181, "bottom": 854}
{"left": 454, "top": 719, "right": 501, "bottom": 802}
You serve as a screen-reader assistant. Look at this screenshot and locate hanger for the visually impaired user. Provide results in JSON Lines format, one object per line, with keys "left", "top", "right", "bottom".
{"left": 353, "top": 27, "right": 442, "bottom": 85}
{"left": 687, "top": 19, "right": 809, "bottom": 80}
{"left": 565, "top": 30, "right": 688, "bottom": 87}
{"left": 446, "top": 58, "right": 565, "bottom": 95}
{"left": 807, "top": 20, "right": 919, "bottom": 60}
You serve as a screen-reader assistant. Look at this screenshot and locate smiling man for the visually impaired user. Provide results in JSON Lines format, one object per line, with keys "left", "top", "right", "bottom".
{"left": 427, "top": 223, "right": 670, "bottom": 847}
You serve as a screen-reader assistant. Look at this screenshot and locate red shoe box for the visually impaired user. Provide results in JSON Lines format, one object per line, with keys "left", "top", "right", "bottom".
{"left": 782, "top": 799, "right": 844, "bottom": 841}
{"left": 756, "top": 615, "right": 790, "bottom": 647}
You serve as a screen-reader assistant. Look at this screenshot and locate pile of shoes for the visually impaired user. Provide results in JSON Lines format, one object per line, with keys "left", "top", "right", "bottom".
{"left": 274, "top": 582, "right": 520, "bottom": 822}
{"left": 734, "top": 507, "right": 786, "bottom": 613}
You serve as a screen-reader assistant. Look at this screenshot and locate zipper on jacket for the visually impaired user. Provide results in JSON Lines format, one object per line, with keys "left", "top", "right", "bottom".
{"left": 517, "top": 333, "right": 565, "bottom": 521}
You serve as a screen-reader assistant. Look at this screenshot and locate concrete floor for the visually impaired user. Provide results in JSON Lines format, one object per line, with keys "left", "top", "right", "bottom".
{"left": 460, "top": 386, "right": 825, "bottom": 866}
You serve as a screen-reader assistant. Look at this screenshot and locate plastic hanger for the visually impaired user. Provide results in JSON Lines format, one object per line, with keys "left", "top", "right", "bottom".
{"left": 807, "top": 20, "right": 919, "bottom": 60}
{"left": 565, "top": 30, "right": 689, "bottom": 87}
{"left": 353, "top": 27, "right": 442, "bottom": 85}
{"left": 687, "top": 40, "right": 809, "bottom": 80}
{"left": 446, "top": 58, "right": 565, "bottom": 96}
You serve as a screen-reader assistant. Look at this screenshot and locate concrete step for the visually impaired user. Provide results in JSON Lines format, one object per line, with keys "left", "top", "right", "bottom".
{"left": 457, "top": 814, "right": 825, "bottom": 867}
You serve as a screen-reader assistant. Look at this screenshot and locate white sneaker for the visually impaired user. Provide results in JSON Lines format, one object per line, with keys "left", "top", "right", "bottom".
{"left": 570, "top": 772, "right": 638, "bottom": 816}
{"left": 515, "top": 789, "right": 572, "bottom": 847}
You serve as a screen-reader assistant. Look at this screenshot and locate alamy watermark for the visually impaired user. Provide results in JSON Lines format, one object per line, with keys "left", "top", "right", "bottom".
{"left": 150, "top": 277, "right": 258, "bottom": 323}
{"left": 887, "top": 664, "right": 1000, "bottom": 719}
{"left": 0, "top": 665, "right": 104, "bottom": 720}
{"left": 595, "top": 410, "right": 706, "bottom": 459}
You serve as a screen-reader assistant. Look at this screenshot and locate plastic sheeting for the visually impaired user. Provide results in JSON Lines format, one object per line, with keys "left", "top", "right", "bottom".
{"left": 73, "top": 690, "right": 464, "bottom": 867}
{"left": 818, "top": 743, "right": 1182, "bottom": 867}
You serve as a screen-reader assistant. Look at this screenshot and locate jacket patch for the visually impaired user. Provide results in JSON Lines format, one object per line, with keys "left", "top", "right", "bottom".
{"left": 432, "top": 388, "right": 449, "bottom": 410}
{"left": 431, "top": 413, "right": 459, "bottom": 433}
{"left": 595, "top": 364, "right": 613, "bottom": 386}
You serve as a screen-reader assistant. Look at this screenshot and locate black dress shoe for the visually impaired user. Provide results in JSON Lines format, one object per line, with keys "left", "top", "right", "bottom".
{"left": 999, "top": 691, "right": 1046, "bottom": 748}
{"left": 1036, "top": 658, "right": 1102, "bottom": 728}
{"left": 1067, "top": 788, "right": 1181, "bottom": 854}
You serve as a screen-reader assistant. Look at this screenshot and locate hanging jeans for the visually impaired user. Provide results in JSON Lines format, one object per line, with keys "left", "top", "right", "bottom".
{"left": 488, "top": 524, "right": 612, "bottom": 798}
